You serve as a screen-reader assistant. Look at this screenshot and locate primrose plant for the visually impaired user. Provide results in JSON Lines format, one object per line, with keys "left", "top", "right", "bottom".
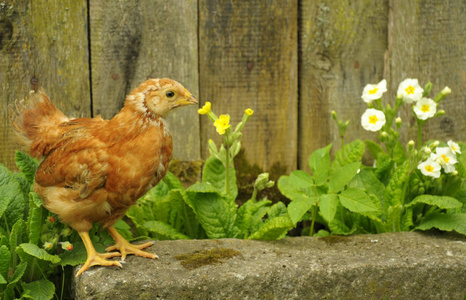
{"left": 127, "top": 102, "right": 294, "bottom": 240}
{"left": 279, "top": 78, "right": 465, "bottom": 236}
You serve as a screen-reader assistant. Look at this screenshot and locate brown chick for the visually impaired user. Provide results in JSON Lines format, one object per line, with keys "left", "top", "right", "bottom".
{"left": 12, "top": 78, "right": 198, "bottom": 276}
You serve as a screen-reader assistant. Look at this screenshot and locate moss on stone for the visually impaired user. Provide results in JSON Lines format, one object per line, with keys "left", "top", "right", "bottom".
{"left": 175, "top": 248, "right": 241, "bottom": 270}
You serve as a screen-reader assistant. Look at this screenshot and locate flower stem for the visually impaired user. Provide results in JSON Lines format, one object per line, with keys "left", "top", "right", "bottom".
{"left": 251, "top": 187, "right": 258, "bottom": 204}
{"left": 417, "top": 123, "right": 422, "bottom": 150}
{"left": 225, "top": 143, "right": 230, "bottom": 196}
{"left": 310, "top": 204, "right": 318, "bottom": 236}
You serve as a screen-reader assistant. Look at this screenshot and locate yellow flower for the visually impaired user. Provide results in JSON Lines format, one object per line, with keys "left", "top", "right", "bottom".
{"left": 245, "top": 108, "right": 254, "bottom": 116}
{"left": 198, "top": 102, "right": 211, "bottom": 115}
{"left": 214, "top": 114, "right": 231, "bottom": 135}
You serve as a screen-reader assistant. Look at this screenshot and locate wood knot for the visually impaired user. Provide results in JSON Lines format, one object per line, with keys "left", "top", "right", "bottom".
{"left": 30, "top": 76, "right": 39, "bottom": 91}
{"left": 0, "top": 18, "right": 13, "bottom": 50}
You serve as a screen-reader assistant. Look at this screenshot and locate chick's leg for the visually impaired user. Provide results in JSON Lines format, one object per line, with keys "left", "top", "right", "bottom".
{"left": 76, "top": 231, "right": 122, "bottom": 277}
{"left": 106, "top": 226, "right": 158, "bottom": 261}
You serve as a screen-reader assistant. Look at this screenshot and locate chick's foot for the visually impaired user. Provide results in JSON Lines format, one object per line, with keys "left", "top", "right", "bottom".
{"left": 106, "top": 226, "right": 158, "bottom": 261}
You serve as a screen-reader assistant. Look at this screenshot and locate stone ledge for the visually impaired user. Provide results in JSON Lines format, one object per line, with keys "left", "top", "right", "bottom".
{"left": 74, "top": 232, "right": 466, "bottom": 299}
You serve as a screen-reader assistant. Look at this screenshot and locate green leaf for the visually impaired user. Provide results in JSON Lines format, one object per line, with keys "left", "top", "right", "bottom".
{"left": 365, "top": 140, "right": 385, "bottom": 160}
{"left": 339, "top": 188, "right": 378, "bottom": 213}
{"left": 330, "top": 139, "right": 365, "bottom": 174}
{"left": 202, "top": 156, "right": 238, "bottom": 199}
{"left": 0, "top": 273, "right": 6, "bottom": 284}
{"left": 328, "top": 219, "right": 357, "bottom": 235}
{"left": 328, "top": 162, "right": 361, "bottom": 193}
{"left": 163, "top": 171, "right": 184, "bottom": 190}
{"left": 287, "top": 198, "right": 318, "bottom": 225}
{"left": 406, "top": 195, "right": 463, "bottom": 209}
{"left": 319, "top": 194, "right": 339, "bottom": 222}
{"left": 18, "top": 243, "right": 60, "bottom": 264}
{"left": 249, "top": 200, "right": 273, "bottom": 234}
{"left": 235, "top": 200, "right": 254, "bottom": 237}
{"left": 27, "top": 205, "right": 44, "bottom": 245}
{"left": 29, "top": 192, "right": 43, "bottom": 208}
{"left": 277, "top": 171, "right": 316, "bottom": 203}
{"left": 0, "top": 164, "right": 22, "bottom": 219}
{"left": 9, "top": 219, "right": 26, "bottom": 269}
{"left": 308, "top": 144, "right": 332, "bottom": 186}
{"left": 0, "top": 245, "right": 11, "bottom": 282}
{"left": 267, "top": 202, "right": 288, "bottom": 219}
{"left": 167, "top": 190, "right": 202, "bottom": 239}
{"left": 384, "top": 161, "right": 409, "bottom": 207}
{"left": 185, "top": 183, "right": 238, "bottom": 239}
{"left": 21, "top": 279, "right": 55, "bottom": 300}
{"left": 9, "top": 261, "right": 27, "bottom": 285}
{"left": 14, "top": 151, "right": 38, "bottom": 184}
{"left": 143, "top": 221, "right": 190, "bottom": 240}
{"left": 349, "top": 169, "right": 385, "bottom": 207}
{"left": 415, "top": 213, "right": 466, "bottom": 235}
{"left": 393, "top": 141, "right": 406, "bottom": 165}
{"left": 248, "top": 216, "right": 293, "bottom": 240}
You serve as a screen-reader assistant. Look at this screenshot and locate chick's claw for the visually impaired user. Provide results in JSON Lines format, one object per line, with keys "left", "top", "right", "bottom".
{"left": 76, "top": 253, "right": 122, "bottom": 277}
{"left": 106, "top": 226, "right": 158, "bottom": 261}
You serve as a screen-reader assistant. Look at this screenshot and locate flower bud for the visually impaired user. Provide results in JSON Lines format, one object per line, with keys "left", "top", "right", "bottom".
{"left": 60, "top": 241, "right": 73, "bottom": 251}
{"left": 43, "top": 242, "right": 53, "bottom": 251}
{"left": 61, "top": 227, "right": 72, "bottom": 237}
{"left": 331, "top": 110, "right": 337, "bottom": 120}
{"left": 422, "top": 81, "right": 433, "bottom": 97}
{"left": 255, "top": 173, "right": 274, "bottom": 191}
{"left": 395, "top": 117, "right": 402, "bottom": 127}
{"left": 451, "top": 170, "right": 458, "bottom": 176}
{"left": 423, "top": 147, "right": 431, "bottom": 154}
{"left": 432, "top": 140, "right": 440, "bottom": 148}
{"left": 48, "top": 216, "right": 56, "bottom": 223}
{"left": 435, "top": 109, "right": 445, "bottom": 117}
{"left": 441, "top": 86, "right": 451, "bottom": 96}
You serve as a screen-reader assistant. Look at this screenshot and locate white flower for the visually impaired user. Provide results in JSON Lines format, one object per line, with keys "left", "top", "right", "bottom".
{"left": 361, "top": 108, "right": 386, "bottom": 132}
{"left": 432, "top": 147, "right": 457, "bottom": 173}
{"left": 413, "top": 98, "right": 436, "bottom": 120}
{"left": 397, "top": 78, "right": 423, "bottom": 103}
{"left": 361, "top": 79, "right": 387, "bottom": 103}
{"left": 447, "top": 140, "right": 461, "bottom": 154}
{"left": 418, "top": 158, "right": 441, "bottom": 178}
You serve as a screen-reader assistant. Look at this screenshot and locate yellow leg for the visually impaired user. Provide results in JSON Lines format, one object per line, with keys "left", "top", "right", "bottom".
{"left": 106, "top": 226, "right": 158, "bottom": 261}
{"left": 76, "top": 231, "right": 122, "bottom": 277}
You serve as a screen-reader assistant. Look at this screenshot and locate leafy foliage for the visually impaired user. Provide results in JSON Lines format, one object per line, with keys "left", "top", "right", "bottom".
{"left": 277, "top": 81, "right": 465, "bottom": 237}
{"left": 0, "top": 151, "right": 136, "bottom": 299}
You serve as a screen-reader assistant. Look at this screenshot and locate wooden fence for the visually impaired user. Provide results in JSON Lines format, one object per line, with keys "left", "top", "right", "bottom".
{"left": 1, "top": 0, "right": 465, "bottom": 173}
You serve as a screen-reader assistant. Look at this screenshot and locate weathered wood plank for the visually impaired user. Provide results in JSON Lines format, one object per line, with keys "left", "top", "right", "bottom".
{"left": 199, "top": 0, "right": 298, "bottom": 172}
{"left": 0, "top": 0, "right": 91, "bottom": 169}
{"left": 89, "top": 0, "right": 200, "bottom": 161}
{"left": 299, "top": 0, "right": 388, "bottom": 169}
{"left": 388, "top": 0, "right": 466, "bottom": 146}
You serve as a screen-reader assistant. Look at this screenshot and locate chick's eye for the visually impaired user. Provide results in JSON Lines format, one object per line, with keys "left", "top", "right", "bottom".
{"left": 166, "top": 91, "right": 175, "bottom": 98}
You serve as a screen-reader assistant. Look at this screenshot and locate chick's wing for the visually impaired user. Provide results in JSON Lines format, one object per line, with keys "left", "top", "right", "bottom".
{"left": 35, "top": 127, "right": 110, "bottom": 201}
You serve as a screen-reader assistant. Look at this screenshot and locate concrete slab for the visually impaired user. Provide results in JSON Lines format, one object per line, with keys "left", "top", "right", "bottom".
{"left": 74, "top": 232, "right": 466, "bottom": 299}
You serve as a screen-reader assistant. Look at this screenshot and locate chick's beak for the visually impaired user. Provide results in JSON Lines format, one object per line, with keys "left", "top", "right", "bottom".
{"left": 175, "top": 89, "right": 198, "bottom": 107}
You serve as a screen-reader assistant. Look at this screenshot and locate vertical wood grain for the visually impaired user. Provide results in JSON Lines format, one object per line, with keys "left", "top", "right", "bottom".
{"left": 388, "top": 0, "right": 466, "bottom": 146}
{"left": 89, "top": 0, "right": 200, "bottom": 161}
{"left": 199, "top": 0, "right": 299, "bottom": 172}
{"left": 299, "top": 0, "right": 388, "bottom": 169}
{"left": 0, "top": 0, "right": 90, "bottom": 169}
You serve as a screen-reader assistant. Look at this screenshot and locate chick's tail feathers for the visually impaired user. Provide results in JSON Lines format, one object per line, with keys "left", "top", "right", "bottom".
{"left": 11, "top": 89, "right": 69, "bottom": 158}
